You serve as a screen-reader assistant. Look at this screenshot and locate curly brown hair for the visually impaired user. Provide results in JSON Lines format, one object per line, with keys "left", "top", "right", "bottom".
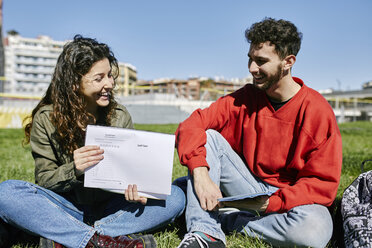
{"left": 24, "top": 35, "right": 119, "bottom": 155}
{"left": 245, "top": 17, "right": 303, "bottom": 59}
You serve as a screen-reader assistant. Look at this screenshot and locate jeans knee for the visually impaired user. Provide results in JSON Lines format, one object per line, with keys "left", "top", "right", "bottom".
{"left": 286, "top": 205, "right": 333, "bottom": 248}
{"left": 168, "top": 185, "right": 186, "bottom": 217}
{"left": 205, "top": 129, "right": 227, "bottom": 153}
{"left": 205, "top": 129, "right": 220, "bottom": 142}
{"left": 172, "top": 176, "right": 188, "bottom": 195}
{"left": 0, "top": 180, "right": 25, "bottom": 208}
{"left": 0, "top": 180, "right": 22, "bottom": 197}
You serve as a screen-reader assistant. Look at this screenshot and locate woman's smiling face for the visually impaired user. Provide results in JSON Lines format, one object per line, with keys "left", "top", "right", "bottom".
{"left": 80, "top": 58, "right": 114, "bottom": 115}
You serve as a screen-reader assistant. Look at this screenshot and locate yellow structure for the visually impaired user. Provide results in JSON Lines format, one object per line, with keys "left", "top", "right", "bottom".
{"left": 115, "top": 62, "right": 137, "bottom": 96}
{"left": 0, "top": 106, "right": 32, "bottom": 128}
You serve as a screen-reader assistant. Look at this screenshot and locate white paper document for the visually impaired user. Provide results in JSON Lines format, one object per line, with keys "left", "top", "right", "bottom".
{"left": 84, "top": 125, "right": 175, "bottom": 200}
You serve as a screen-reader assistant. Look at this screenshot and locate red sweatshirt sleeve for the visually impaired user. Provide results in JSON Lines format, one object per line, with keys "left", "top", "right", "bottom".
{"left": 176, "top": 96, "right": 232, "bottom": 172}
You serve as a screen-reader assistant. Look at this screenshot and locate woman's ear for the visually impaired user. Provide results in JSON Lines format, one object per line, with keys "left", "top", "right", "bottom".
{"left": 73, "top": 83, "right": 80, "bottom": 92}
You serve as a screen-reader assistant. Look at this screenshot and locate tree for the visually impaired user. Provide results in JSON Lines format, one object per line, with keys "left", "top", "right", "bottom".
{"left": 7, "top": 29, "right": 18, "bottom": 36}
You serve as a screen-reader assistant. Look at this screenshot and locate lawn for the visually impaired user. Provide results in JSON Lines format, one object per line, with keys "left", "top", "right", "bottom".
{"left": 0, "top": 121, "right": 371, "bottom": 247}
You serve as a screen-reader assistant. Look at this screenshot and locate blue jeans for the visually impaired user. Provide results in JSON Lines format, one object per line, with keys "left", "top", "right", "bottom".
{"left": 181, "top": 129, "right": 333, "bottom": 248}
{"left": 0, "top": 180, "right": 185, "bottom": 248}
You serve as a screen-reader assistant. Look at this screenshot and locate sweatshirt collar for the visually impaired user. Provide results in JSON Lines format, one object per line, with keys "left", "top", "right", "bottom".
{"left": 264, "top": 77, "right": 307, "bottom": 115}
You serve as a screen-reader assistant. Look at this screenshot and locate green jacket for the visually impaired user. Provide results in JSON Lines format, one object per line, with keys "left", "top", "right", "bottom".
{"left": 30, "top": 104, "right": 134, "bottom": 206}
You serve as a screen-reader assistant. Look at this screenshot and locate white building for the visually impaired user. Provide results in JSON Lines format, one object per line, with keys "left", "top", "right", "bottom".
{"left": 4, "top": 34, "right": 66, "bottom": 96}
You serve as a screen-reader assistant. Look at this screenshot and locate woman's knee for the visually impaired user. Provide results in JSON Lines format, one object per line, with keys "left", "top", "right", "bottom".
{"left": 0, "top": 180, "right": 27, "bottom": 197}
{"left": 0, "top": 180, "right": 31, "bottom": 208}
{"left": 167, "top": 185, "right": 186, "bottom": 217}
{"left": 172, "top": 176, "right": 188, "bottom": 195}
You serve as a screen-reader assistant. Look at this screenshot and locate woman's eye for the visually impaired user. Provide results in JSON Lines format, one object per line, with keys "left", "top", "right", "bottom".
{"left": 94, "top": 77, "right": 103, "bottom": 82}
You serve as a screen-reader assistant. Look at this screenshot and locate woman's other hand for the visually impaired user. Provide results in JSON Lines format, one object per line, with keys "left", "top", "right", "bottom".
{"left": 125, "top": 184, "right": 148, "bottom": 205}
{"left": 73, "top": 145, "right": 104, "bottom": 177}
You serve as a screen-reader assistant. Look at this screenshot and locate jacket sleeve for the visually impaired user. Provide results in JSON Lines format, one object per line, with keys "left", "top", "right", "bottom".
{"left": 266, "top": 120, "right": 343, "bottom": 213}
{"left": 176, "top": 96, "right": 232, "bottom": 173}
{"left": 115, "top": 105, "right": 134, "bottom": 129}
{"left": 32, "top": 105, "right": 135, "bottom": 192}
{"left": 31, "top": 110, "right": 81, "bottom": 192}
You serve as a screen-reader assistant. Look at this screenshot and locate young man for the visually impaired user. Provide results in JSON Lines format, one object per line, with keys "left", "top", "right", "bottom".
{"left": 175, "top": 18, "right": 342, "bottom": 248}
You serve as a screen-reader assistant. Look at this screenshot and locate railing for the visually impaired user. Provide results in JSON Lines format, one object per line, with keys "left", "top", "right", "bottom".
{"left": 1, "top": 92, "right": 372, "bottom": 128}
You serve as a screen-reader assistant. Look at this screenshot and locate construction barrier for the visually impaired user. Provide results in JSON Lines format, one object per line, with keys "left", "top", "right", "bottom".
{"left": 1, "top": 92, "right": 371, "bottom": 128}
{"left": 0, "top": 106, "right": 32, "bottom": 128}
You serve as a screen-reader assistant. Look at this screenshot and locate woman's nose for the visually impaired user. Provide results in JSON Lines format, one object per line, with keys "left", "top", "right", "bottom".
{"left": 104, "top": 77, "right": 114, "bottom": 89}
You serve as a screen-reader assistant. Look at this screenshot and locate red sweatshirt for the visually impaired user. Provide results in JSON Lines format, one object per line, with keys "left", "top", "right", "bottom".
{"left": 176, "top": 77, "right": 342, "bottom": 213}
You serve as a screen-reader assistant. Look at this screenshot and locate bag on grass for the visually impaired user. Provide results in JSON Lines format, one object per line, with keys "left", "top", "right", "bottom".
{"left": 341, "top": 159, "right": 372, "bottom": 248}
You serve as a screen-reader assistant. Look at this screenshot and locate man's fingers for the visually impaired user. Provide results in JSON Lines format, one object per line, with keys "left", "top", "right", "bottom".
{"left": 207, "top": 198, "right": 217, "bottom": 211}
{"left": 199, "top": 195, "right": 218, "bottom": 211}
{"left": 200, "top": 197, "right": 207, "bottom": 210}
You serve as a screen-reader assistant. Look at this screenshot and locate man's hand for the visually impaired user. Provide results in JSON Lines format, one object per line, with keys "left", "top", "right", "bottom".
{"left": 219, "top": 195, "right": 269, "bottom": 212}
{"left": 193, "top": 167, "right": 223, "bottom": 211}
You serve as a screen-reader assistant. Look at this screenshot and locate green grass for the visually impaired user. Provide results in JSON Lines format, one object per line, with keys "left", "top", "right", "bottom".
{"left": 1, "top": 122, "right": 371, "bottom": 247}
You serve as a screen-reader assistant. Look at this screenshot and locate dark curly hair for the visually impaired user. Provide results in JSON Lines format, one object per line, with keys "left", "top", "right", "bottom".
{"left": 24, "top": 35, "right": 119, "bottom": 155}
{"left": 245, "top": 17, "right": 303, "bottom": 59}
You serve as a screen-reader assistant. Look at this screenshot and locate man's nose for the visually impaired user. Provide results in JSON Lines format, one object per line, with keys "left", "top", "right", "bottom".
{"left": 249, "top": 61, "right": 259, "bottom": 74}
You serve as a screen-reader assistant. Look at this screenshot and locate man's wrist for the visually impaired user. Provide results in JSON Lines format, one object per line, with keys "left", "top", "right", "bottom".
{"left": 192, "top": 166, "right": 209, "bottom": 179}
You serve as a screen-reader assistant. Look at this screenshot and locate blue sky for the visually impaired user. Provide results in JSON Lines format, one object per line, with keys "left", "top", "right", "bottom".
{"left": 3, "top": 0, "right": 372, "bottom": 91}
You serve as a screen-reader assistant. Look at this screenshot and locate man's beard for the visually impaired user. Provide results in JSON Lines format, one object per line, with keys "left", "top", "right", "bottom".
{"left": 253, "top": 64, "right": 283, "bottom": 91}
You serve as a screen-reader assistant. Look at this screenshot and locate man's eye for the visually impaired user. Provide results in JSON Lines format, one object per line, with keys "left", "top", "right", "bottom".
{"left": 256, "top": 60, "right": 266, "bottom": 66}
{"left": 94, "top": 77, "right": 103, "bottom": 82}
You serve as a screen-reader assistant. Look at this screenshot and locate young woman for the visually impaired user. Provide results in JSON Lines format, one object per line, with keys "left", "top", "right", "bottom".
{"left": 0, "top": 35, "right": 185, "bottom": 248}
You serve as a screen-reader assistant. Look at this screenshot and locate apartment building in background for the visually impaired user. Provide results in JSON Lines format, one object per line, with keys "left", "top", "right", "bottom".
{"left": 4, "top": 33, "right": 137, "bottom": 97}
{"left": 4, "top": 34, "right": 65, "bottom": 96}
{"left": 136, "top": 76, "right": 252, "bottom": 100}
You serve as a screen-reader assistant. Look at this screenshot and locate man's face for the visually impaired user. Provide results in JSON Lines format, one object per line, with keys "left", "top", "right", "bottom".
{"left": 248, "top": 41, "right": 284, "bottom": 91}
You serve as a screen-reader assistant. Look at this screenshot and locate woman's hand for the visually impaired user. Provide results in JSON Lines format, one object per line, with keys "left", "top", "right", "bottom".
{"left": 73, "top": 145, "right": 104, "bottom": 177}
{"left": 125, "top": 184, "right": 147, "bottom": 205}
